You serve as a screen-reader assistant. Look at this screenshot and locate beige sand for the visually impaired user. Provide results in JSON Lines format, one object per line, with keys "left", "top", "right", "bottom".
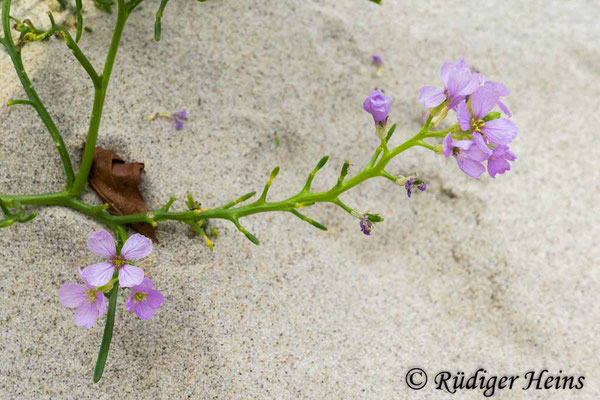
{"left": 1, "top": 0, "right": 599, "bottom": 398}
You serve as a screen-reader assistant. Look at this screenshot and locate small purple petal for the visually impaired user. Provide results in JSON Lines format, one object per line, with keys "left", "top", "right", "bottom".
{"left": 497, "top": 100, "right": 512, "bottom": 117}
{"left": 125, "top": 294, "right": 135, "bottom": 313}
{"left": 95, "top": 292, "right": 108, "bottom": 317}
{"left": 145, "top": 289, "right": 165, "bottom": 310}
{"left": 120, "top": 233, "right": 153, "bottom": 261}
{"left": 442, "top": 133, "right": 454, "bottom": 158}
{"left": 418, "top": 86, "right": 446, "bottom": 108}
{"left": 131, "top": 276, "right": 154, "bottom": 294}
{"left": 58, "top": 283, "right": 87, "bottom": 308}
{"left": 363, "top": 90, "right": 392, "bottom": 126}
{"left": 372, "top": 54, "right": 383, "bottom": 66}
{"left": 471, "top": 85, "right": 500, "bottom": 119}
{"left": 456, "top": 157, "right": 486, "bottom": 179}
{"left": 81, "top": 262, "right": 115, "bottom": 288}
{"left": 481, "top": 118, "right": 517, "bottom": 146}
{"left": 74, "top": 302, "right": 98, "bottom": 329}
{"left": 88, "top": 230, "right": 117, "bottom": 260}
{"left": 487, "top": 156, "right": 511, "bottom": 178}
{"left": 118, "top": 264, "right": 145, "bottom": 288}
{"left": 174, "top": 119, "right": 184, "bottom": 130}
{"left": 445, "top": 67, "right": 471, "bottom": 98}
{"left": 470, "top": 133, "right": 493, "bottom": 160}
{"left": 359, "top": 216, "right": 373, "bottom": 236}
{"left": 459, "top": 72, "right": 484, "bottom": 96}
{"left": 456, "top": 102, "right": 472, "bottom": 131}
{"left": 134, "top": 301, "right": 156, "bottom": 320}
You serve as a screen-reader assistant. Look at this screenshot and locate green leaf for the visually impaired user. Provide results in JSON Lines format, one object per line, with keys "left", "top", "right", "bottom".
{"left": 93, "top": 282, "right": 119, "bottom": 383}
{"left": 75, "top": 0, "right": 83, "bottom": 42}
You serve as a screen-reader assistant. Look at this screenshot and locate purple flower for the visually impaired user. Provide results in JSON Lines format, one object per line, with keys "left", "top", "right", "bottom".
{"left": 363, "top": 90, "right": 392, "bottom": 127}
{"left": 125, "top": 277, "right": 164, "bottom": 320}
{"left": 487, "top": 145, "right": 516, "bottom": 178}
{"left": 359, "top": 216, "right": 374, "bottom": 235}
{"left": 404, "top": 177, "right": 427, "bottom": 198}
{"left": 82, "top": 230, "right": 151, "bottom": 289}
{"left": 419, "top": 59, "right": 482, "bottom": 110}
{"left": 372, "top": 54, "right": 383, "bottom": 67}
{"left": 457, "top": 85, "right": 517, "bottom": 146}
{"left": 484, "top": 81, "right": 512, "bottom": 117}
{"left": 58, "top": 269, "right": 108, "bottom": 329}
{"left": 443, "top": 133, "right": 491, "bottom": 179}
{"left": 172, "top": 109, "right": 187, "bottom": 130}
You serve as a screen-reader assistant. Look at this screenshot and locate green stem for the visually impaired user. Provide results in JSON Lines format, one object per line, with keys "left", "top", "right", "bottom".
{"left": 1, "top": 0, "right": 75, "bottom": 186}
{"left": 93, "top": 273, "right": 119, "bottom": 383}
{"left": 93, "top": 226, "right": 126, "bottom": 383}
{"left": 71, "top": 0, "right": 129, "bottom": 196}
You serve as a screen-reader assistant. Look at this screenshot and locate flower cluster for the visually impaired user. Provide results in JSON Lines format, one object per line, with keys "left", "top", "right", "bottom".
{"left": 58, "top": 230, "right": 163, "bottom": 328}
{"left": 421, "top": 59, "right": 517, "bottom": 178}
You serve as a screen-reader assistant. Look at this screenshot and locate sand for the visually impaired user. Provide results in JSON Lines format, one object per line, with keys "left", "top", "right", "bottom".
{"left": 1, "top": 0, "right": 599, "bottom": 398}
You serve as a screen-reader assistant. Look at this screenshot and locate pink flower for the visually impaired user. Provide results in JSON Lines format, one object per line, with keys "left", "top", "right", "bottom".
{"left": 419, "top": 59, "right": 483, "bottom": 110}
{"left": 456, "top": 85, "right": 517, "bottom": 146}
{"left": 443, "top": 133, "right": 491, "bottom": 179}
{"left": 58, "top": 270, "right": 108, "bottom": 329}
{"left": 82, "top": 230, "right": 151, "bottom": 288}
{"left": 125, "top": 277, "right": 164, "bottom": 319}
{"left": 487, "top": 145, "right": 516, "bottom": 178}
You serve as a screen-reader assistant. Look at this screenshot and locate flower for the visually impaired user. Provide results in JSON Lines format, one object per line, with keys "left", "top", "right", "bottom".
{"left": 371, "top": 54, "right": 384, "bottom": 76}
{"left": 443, "top": 133, "right": 491, "bottom": 179}
{"left": 172, "top": 109, "right": 187, "bottom": 130}
{"left": 363, "top": 90, "right": 392, "bottom": 127}
{"left": 359, "top": 216, "right": 374, "bottom": 235}
{"left": 404, "top": 177, "right": 427, "bottom": 198}
{"left": 82, "top": 230, "right": 151, "bottom": 288}
{"left": 456, "top": 85, "right": 517, "bottom": 146}
{"left": 125, "top": 277, "right": 164, "bottom": 320}
{"left": 487, "top": 145, "right": 516, "bottom": 178}
{"left": 419, "top": 59, "right": 482, "bottom": 111}
{"left": 372, "top": 54, "right": 383, "bottom": 67}
{"left": 58, "top": 269, "right": 108, "bottom": 329}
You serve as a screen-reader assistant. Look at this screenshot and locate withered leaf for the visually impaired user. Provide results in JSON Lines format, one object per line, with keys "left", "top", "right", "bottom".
{"left": 89, "top": 147, "right": 158, "bottom": 242}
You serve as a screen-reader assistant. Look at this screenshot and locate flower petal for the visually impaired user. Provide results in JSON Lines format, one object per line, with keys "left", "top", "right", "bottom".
{"left": 456, "top": 102, "right": 472, "bottom": 131}
{"left": 125, "top": 294, "right": 135, "bottom": 313}
{"left": 471, "top": 85, "right": 500, "bottom": 119}
{"left": 118, "top": 264, "right": 145, "bottom": 288}
{"left": 58, "top": 283, "right": 87, "bottom": 308}
{"left": 458, "top": 72, "right": 484, "bottom": 96}
{"left": 467, "top": 133, "right": 492, "bottom": 161}
{"left": 497, "top": 100, "right": 512, "bottom": 117}
{"left": 95, "top": 292, "right": 108, "bottom": 317}
{"left": 145, "top": 289, "right": 165, "bottom": 310}
{"left": 442, "top": 133, "right": 453, "bottom": 158}
{"left": 120, "top": 234, "right": 153, "bottom": 261}
{"left": 74, "top": 302, "right": 98, "bottom": 329}
{"left": 134, "top": 300, "right": 156, "bottom": 320}
{"left": 82, "top": 262, "right": 115, "bottom": 288}
{"left": 488, "top": 156, "right": 511, "bottom": 178}
{"left": 481, "top": 118, "right": 517, "bottom": 146}
{"left": 88, "top": 230, "right": 117, "bottom": 260}
{"left": 446, "top": 67, "right": 471, "bottom": 98}
{"left": 456, "top": 157, "right": 486, "bottom": 179}
{"left": 418, "top": 86, "right": 446, "bottom": 108}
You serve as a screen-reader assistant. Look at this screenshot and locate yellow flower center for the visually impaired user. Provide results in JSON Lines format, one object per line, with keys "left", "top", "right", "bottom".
{"left": 86, "top": 289, "right": 97, "bottom": 302}
{"left": 134, "top": 292, "right": 147, "bottom": 302}
{"left": 113, "top": 257, "right": 125, "bottom": 268}
{"left": 470, "top": 118, "right": 485, "bottom": 132}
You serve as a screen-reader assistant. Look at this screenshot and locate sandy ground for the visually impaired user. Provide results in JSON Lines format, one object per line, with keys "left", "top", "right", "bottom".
{"left": 1, "top": 0, "right": 599, "bottom": 399}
